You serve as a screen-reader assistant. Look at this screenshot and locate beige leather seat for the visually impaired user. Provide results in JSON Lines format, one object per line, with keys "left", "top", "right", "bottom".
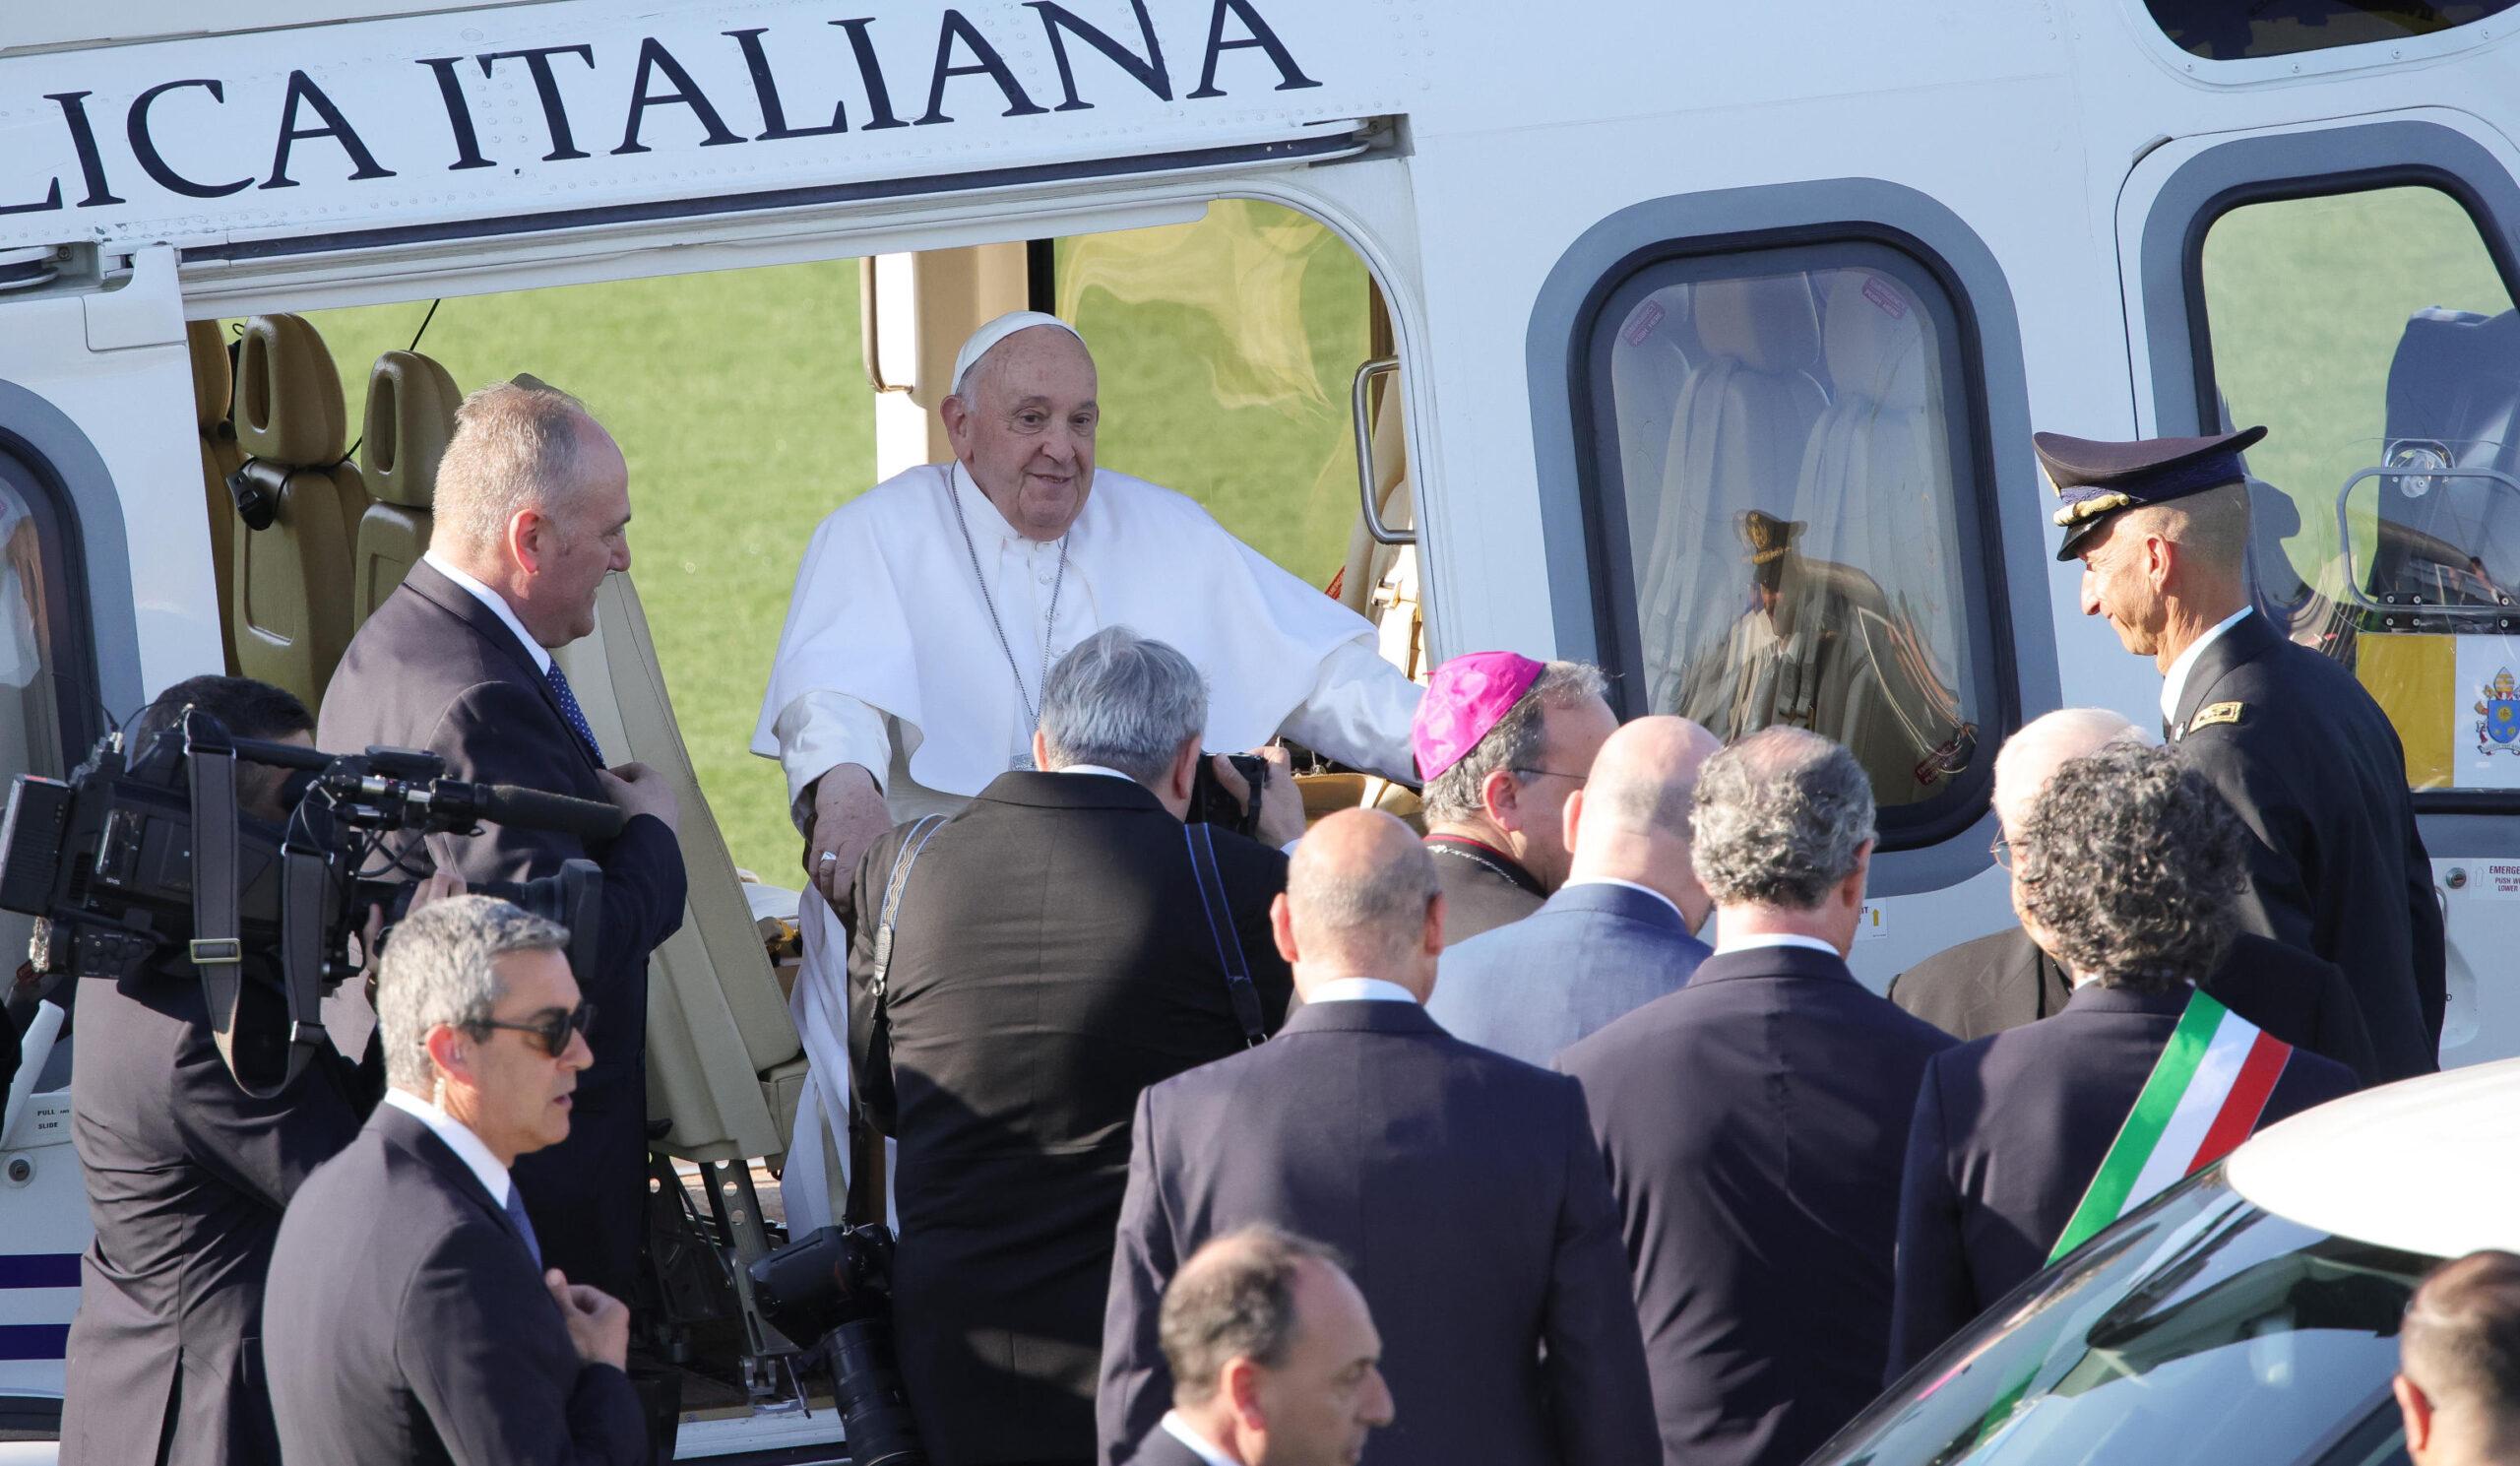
{"left": 354, "top": 351, "right": 461, "bottom": 623}
{"left": 549, "top": 574, "right": 807, "bottom": 1168}
{"left": 186, "top": 321, "right": 245, "bottom": 673}
{"left": 230, "top": 315, "right": 368, "bottom": 708}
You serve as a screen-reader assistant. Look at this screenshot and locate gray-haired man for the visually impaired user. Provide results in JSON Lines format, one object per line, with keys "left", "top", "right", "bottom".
{"left": 846, "top": 626, "right": 1301, "bottom": 1466}
{"left": 263, "top": 896, "right": 647, "bottom": 1465}
{"left": 1558, "top": 728, "right": 1956, "bottom": 1466}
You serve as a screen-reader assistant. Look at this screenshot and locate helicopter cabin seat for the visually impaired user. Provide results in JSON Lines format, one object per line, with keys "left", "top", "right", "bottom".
{"left": 547, "top": 574, "right": 807, "bottom": 1174}
{"left": 186, "top": 322, "right": 246, "bottom": 674}
{"left": 230, "top": 314, "right": 369, "bottom": 709}
{"left": 353, "top": 351, "right": 461, "bottom": 624}
{"left": 1634, "top": 275, "right": 1825, "bottom": 692}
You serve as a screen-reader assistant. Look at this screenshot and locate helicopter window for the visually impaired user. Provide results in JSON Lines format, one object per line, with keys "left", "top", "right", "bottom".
{"left": 2194, "top": 182, "right": 2520, "bottom": 789}
{"left": 1582, "top": 241, "right": 2001, "bottom": 846}
{"left": 0, "top": 452, "right": 78, "bottom": 1094}
{"left": 2144, "top": 0, "right": 2516, "bottom": 62}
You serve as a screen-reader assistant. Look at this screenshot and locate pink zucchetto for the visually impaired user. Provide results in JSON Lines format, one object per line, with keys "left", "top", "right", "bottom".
{"left": 1412, "top": 651, "right": 1545, "bottom": 783}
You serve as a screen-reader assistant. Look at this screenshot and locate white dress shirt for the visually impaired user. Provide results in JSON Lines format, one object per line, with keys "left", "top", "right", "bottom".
{"left": 1711, "top": 930, "right": 1842, "bottom": 959}
{"left": 1160, "top": 1412, "right": 1242, "bottom": 1466}
{"left": 1053, "top": 764, "right": 1135, "bottom": 782}
{"left": 2159, "top": 606, "right": 2253, "bottom": 726}
{"left": 422, "top": 550, "right": 552, "bottom": 674}
{"left": 381, "top": 1086, "right": 513, "bottom": 1207}
{"left": 1563, "top": 875, "right": 1687, "bottom": 927}
{"left": 1303, "top": 976, "right": 1420, "bottom": 1004}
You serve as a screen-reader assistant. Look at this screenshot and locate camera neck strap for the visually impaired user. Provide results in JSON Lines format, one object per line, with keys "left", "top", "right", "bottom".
{"left": 848, "top": 813, "right": 948, "bottom": 1228}
{"left": 184, "top": 726, "right": 328, "bottom": 1101}
{"left": 1184, "top": 823, "right": 1266, "bottom": 1050}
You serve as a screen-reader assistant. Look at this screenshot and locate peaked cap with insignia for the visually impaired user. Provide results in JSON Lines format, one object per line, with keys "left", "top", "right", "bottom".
{"left": 2037, "top": 424, "right": 2267, "bottom": 561}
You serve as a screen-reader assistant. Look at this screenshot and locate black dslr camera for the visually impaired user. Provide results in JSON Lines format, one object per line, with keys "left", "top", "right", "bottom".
{"left": 0, "top": 708, "right": 619, "bottom": 1096}
{"left": 748, "top": 1224, "right": 925, "bottom": 1466}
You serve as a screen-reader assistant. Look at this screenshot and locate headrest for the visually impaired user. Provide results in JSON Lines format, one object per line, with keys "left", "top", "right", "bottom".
{"left": 1689, "top": 276, "right": 1820, "bottom": 376}
{"left": 1822, "top": 272, "right": 1928, "bottom": 412}
{"left": 234, "top": 314, "right": 347, "bottom": 466}
{"left": 185, "top": 320, "right": 233, "bottom": 431}
{"left": 361, "top": 351, "right": 463, "bottom": 509}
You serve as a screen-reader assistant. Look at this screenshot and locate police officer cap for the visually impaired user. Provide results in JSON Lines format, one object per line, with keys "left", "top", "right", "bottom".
{"left": 2037, "top": 424, "right": 2267, "bottom": 562}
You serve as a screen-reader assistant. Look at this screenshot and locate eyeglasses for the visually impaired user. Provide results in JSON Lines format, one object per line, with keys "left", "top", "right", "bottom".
{"left": 470, "top": 1001, "right": 597, "bottom": 1058}
{"left": 1989, "top": 833, "right": 2013, "bottom": 870}
{"left": 1511, "top": 768, "right": 1590, "bottom": 788}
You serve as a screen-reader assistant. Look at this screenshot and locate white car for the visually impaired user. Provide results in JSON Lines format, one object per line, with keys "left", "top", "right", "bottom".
{"left": 1813, "top": 1059, "right": 2520, "bottom": 1466}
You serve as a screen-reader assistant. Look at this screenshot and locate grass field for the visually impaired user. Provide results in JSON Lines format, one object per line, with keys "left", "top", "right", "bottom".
{"left": 306, "top": 202, "right": 1367, "bottom": 882}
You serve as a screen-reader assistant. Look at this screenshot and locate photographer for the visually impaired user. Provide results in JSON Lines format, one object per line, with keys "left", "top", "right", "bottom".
{"left": 57, "top": 675, "right": 460, "bottom": 1466}
{"left": 849, "top": 628, "right": 1298, "bottom": 1466}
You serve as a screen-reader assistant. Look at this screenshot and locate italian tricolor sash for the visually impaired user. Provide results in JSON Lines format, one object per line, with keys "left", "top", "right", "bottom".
{"left": 2046, "top": 989, "right": 2293, "bottom": 1264}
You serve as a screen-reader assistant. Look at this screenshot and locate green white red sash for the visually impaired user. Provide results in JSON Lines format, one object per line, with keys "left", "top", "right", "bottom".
{"left": 2047, "top": 989, "right": 2293, "bottom": 1264}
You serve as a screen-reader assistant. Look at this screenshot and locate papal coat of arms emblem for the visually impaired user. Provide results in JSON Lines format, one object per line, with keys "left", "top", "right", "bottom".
{"left": 2476, "top": 668, "right": 2520, "bottom": 754}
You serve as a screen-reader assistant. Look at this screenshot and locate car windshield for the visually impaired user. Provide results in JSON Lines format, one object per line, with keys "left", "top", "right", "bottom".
{"left": 1814, "top": 1169, "right": 2434, "bottom": 1466}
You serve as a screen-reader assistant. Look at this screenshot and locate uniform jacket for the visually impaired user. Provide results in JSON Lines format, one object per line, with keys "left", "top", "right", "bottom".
{"left": 1886, "top": 983, "right": 2361, "bottom": 1375}
{"left": 60, "top": 968, "right": 375, "bottom": 1466}
{"left": 847, "top": 771, "right": 1292, "bottom": 1466}
{"left": 1890, "top": 925, "right": 2379, "bottom": 1082}
{"left": 262, "top": 1105, "right": 648, "bottom": 1465}
{"left": 319, "top": 559, "right": 687, "bottom": 1301}
{"left": 1423, "top": 834, "right": 1545, "bottom": 947}
{"left": 1430, "top": 880, "right": 1710, "bottom": 1067}
{"left": 1098, "top": 998, "right": 1658, "bottom": 1466}
{"left": 1556, "top": 943, "right": 1955, "bottom": 1466}
{"left": 2166, "top": 610, "right": 2443, "bottom": 1080}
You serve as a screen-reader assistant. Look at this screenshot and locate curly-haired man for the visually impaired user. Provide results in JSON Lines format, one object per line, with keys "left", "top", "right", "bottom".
{"left": 1885, "top": 739, "right": 2359, "bottom": 1374}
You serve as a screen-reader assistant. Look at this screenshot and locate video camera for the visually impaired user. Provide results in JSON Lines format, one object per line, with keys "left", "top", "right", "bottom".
{"left": 0, "top": 708, "right": 624, "bottom": 1096}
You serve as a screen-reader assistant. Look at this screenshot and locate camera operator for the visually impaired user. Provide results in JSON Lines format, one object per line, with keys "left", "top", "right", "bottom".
{"left": 320, "top": 380, "right": 685, "bottom": 1312}
{"left": 58, "top": 675, "right": 461, "bottom": 1466}
{"left": 264, "top": 895, "right": 648, "bottom": 1465}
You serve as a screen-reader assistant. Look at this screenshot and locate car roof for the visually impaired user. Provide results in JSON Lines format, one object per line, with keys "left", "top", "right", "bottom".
{"left": 2226, "top": 1056, "right": 2520, "bottom": 1260}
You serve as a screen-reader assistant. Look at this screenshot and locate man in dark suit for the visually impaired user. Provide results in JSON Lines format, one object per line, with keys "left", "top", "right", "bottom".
{"left": 1129, "top": 1226, "right": 1392, "bottom": 1466}
{"left": 59, "top": 675, "right": 425, "bottom": 1466}
{"left": 265, "top": 896, "right": 647, "bottom": 1464}
{"left": 1433, "top": 715, "right": 1720, "bottom": 1065}
{"left": 1890, "top": 707, "right": 2377, "bottom": 1081}
{"left": 1099, "top": 809, "right": 1658, "bottom": 1466}
{"left": 1412, "top": 653, "right": 1618, "bottom": 946}
{"left": 849, "top": 628, "right": 1300, "bottom": 1466}
{"left": 1888, "top": 742, "right": 2360, "bottom": 1376}
{"left": 1558, "top": 727, "right": 1955, "bottom": 1466}
{"left": 320, "top": 381, "right": 686, "bottom": 1306}
{"left": 2043, "top": 426, "right": 2443, "bottom": 1079}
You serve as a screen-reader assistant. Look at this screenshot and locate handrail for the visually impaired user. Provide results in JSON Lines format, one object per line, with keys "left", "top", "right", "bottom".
{"left": 2332, "top": 461, "right": 2520, "bottom": 619}
{"left": 1351, "top": 356, "right": 1410, "bottom": 546}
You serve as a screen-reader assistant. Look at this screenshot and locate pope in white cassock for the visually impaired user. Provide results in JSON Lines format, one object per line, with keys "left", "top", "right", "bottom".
{"left": 755, "top": 311, "right": 1421, "bottom": 1225}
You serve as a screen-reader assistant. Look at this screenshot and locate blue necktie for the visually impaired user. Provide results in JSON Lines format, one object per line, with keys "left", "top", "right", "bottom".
{"left": 503, "top": 1184, "right": 543, "bottom": 1270}
{"left": 542, "top": 662, "right": 603, "bottom": 764}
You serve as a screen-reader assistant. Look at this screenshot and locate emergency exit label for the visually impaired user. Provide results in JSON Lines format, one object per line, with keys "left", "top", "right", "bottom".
{"left": 2476, "top": 860, "right": 2520, "bottom": 899}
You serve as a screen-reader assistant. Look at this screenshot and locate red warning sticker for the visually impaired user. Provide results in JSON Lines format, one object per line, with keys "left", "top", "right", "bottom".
{"left": 1862, "top": 276, "right": 1909, "bottom": 319}
{"left": 1622, "top": 298, "right": 1666, "bottom": 347}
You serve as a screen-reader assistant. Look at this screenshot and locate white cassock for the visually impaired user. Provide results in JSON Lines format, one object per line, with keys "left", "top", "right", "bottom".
{"left": 759, "top": 460, "right": 1420, "bottom": 1229}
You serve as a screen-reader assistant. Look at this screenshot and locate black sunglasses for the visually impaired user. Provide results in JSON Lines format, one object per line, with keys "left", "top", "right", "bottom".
{"left": 470, "top": 1001, "right": 596, "bottom": 1058}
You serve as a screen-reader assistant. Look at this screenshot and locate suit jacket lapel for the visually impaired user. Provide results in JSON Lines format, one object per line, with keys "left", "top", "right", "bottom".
{"left": 2171, "top": 610, "right": 2280, "bottom": 738}
{"left": 372, "top": 1106, "right": 519, "bottom": 1243}
{"left": 402, "top": 561, "right": 598, "bottom": 775}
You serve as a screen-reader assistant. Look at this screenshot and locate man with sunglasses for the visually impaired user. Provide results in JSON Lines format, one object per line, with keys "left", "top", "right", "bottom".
{"left": 265, "top": 895, "right": 646, "bottom": 1466}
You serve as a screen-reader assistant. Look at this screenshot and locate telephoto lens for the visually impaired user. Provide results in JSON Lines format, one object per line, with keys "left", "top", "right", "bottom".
{"left": 747, "top": 1225, "right": 928, "bottom": 1466}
